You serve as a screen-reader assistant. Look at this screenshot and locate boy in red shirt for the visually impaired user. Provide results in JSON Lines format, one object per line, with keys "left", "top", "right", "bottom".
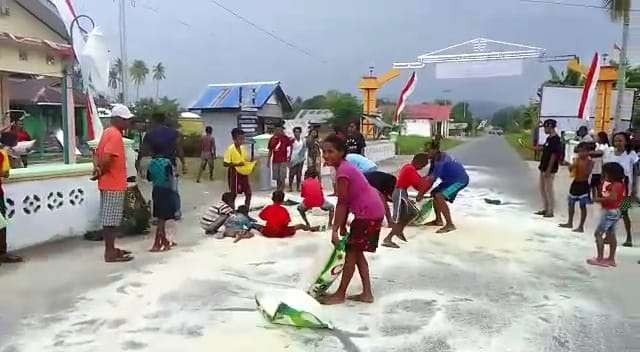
{"left": 268, "top": 125, "right": 292, "bottom": 192}
{"left": 382, "top": 153, "right": 430, "bottom": 248}
{"left": 587, "top": 162, "right": 626, "bottom": 268}
{"left": 297, "top": 169, "right": 334, "bottom": 228}
{"left": 259, "top": 191, "right": 313, "bottom": 238}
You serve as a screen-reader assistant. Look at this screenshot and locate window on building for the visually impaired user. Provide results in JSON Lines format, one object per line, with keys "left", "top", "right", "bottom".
{"left": 18, "top": 50, "right": 28, "bottom": 61}
{"left": 46, "top": 55, "right": 56, "bottom": 65}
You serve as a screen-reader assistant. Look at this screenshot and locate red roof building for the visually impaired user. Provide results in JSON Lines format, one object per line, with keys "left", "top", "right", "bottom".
{"left": 404, "top": 104, "right": 452, "bottom": 121}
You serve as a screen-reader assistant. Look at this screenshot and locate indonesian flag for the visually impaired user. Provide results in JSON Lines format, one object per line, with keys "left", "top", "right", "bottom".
{"left": 394, "top": 72, "right": 417, "bottom": 123}
{"left": 52, "top": 0, "right": 104, "bottom": 140}
{"left": 578, "top": 52, "right": 600, "bottom": 120}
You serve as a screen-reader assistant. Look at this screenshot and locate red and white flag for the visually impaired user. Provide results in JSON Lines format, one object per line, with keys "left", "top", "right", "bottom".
{"left": 394, "top": 72, "right": 417, "bottom": 124}
{"left": 52, "top": 0, "right": 104, "bottom": 140}
{"left": 578, "top": 52, "right": 600, "bottom": 120}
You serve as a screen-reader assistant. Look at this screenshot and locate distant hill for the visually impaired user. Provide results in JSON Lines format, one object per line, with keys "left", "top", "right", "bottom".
{"left": 466, "top": 101, "right": 510, "bottom": 119}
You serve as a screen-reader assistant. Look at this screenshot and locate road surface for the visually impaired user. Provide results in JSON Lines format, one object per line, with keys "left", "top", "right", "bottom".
{"left": 1, "top": 136, "right": 639, "bottom": 352}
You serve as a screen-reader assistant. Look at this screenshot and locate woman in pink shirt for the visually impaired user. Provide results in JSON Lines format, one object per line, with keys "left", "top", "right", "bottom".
{"left": 320, "top": 134, "right": 384, "bottom": 305}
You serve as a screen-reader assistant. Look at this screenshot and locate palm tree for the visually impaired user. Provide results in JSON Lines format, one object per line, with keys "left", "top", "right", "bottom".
{"left": 152, "top": 62, "right": 166, "bottom": 99}
{"left": 108, "top": 64, "right": 120, "bottom": 98}
{"left": 129, "top": 59, "right": 149, "bottom": 101}
{"left": 603, "top": 0, "right": 632, "bottom": 131}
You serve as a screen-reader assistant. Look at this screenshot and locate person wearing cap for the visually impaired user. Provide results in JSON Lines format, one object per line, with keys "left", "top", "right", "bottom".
{"left": 534, "top": 119, "right": 562, "bottom": 218}
{"left": 94, "top": 104, "right": 134, "bottom": 263}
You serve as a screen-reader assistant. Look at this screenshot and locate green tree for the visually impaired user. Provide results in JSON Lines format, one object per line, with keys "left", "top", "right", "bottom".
{"left": 129, "top": 59, "right": 149, "bottom": 101}
{"left": 300, "top": 95, "right": 328, "bottom": 110}
{"left": 546, "top": 66, "right": 583, "bottom": 86}
{"left": 450, "top": 102, "right": 473, "bottom": 122}
{"left": 603, "top": 0, "right": 632, "bottom": 131}
{"left": 324, "top": 90, "right": 361, "bottom": 125}
{"left": 152, "top": 62, "right": 166, "bottom": 99}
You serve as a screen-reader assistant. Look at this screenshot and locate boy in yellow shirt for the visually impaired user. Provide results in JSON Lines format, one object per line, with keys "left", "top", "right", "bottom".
{"left": 223, "top": 128, "right": 255, "bottom": 209}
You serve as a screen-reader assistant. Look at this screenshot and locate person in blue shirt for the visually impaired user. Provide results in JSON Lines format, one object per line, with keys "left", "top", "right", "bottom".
{"left": 147, "top": 156, "right": 177, "bottom": 252}
{"left": 425, "top": 149, "right": 469, "bottom": 234}
{"left": 345, "top": 153, "right": 377, "bottom": 174}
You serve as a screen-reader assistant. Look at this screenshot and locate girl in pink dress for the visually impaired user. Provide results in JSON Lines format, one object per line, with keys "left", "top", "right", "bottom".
{"left": 320, "top": 134, "right": 385, "bottom": 305}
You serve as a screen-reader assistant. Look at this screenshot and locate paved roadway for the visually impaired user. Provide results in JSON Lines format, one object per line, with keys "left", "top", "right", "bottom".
{"left": 1, "top": 135, "right": 639, "bottom": 352}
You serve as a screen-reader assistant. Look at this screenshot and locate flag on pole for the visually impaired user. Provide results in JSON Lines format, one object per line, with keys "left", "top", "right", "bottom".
{"left": 52, "top": 0, "right": 104, "bottom": 140}
{"left": 394, "top": 72, "right": 417, "bottom": 124}
{"left": 578, "top": 52, "right": 600, "bottom": 120}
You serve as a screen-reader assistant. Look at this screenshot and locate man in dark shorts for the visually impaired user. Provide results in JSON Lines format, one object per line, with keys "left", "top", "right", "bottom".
{"left": 142, "top": 112, "right": 184, "bottom": 219}
{"left": 425, "top": 150, "right": 469, "bottom": 234}
{"left": 559, "top": 142, "right": 594, "bottom": 233}
{"left": 223, "top": 128, "right": 253, "bottom": 209}
{"left": 364, "top": 171, "right": 397, "bottom": 228}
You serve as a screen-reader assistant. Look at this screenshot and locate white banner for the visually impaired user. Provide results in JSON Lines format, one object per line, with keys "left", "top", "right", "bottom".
{"left": 436, "top": 60, "right": 523, "bottom": 79}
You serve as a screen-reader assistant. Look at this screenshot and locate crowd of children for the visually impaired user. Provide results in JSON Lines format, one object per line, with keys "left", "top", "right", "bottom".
{"left": 190, "top": 126, "right": 472, "bottom": 306}
{"left": 539, "top": 120, "right": 638, "bottom": 267}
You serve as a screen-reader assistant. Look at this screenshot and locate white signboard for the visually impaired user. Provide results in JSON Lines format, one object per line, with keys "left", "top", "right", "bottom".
{"left": 449, "top": 123, "right": 468, "bottom": 130}
{"left": 436, "top": 60, "right": 523, "bottom": 79}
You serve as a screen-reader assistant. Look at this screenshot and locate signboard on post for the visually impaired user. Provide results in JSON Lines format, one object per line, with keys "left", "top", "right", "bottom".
{"left": 449, "top": 122, "right": 468, "bottom": 130}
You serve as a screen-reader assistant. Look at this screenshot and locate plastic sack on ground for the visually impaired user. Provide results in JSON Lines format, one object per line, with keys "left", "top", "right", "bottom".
{"left": 256, "top": 289, "right": 333, "bottom": 329}
{"left": 307, "top": 234, "right": 349, "bottom": 299}
{"left": 411, "top": 199, "right": 433, "bottom": 225}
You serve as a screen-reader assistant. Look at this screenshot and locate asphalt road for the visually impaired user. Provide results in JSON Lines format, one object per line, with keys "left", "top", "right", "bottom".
{"left": 2, "top": 135, "right": 639, "bottom": 352}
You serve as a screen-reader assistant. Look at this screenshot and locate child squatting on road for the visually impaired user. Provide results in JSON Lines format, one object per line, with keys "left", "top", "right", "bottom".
{"left": 425, "top": 148, "right": 470, "bottom": 234}
{"left": 382, "top": 153, "right": 430, "bottom": 249}
{"left": 559, "top": 142, "right": 594, "bottom": 233}
{"left": 320, "top": 134, "right": 385, "bottom": 305}
{"left": 587, "top": 162, "right": 626, "bottom": 268}
{"left": 298, "top": 168, "right": 334, "bottom": 229}
{"left": 259, "top": 191, "right": 317, "bottom": 238}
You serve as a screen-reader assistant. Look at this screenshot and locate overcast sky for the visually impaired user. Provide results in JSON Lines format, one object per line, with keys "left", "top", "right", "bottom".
{"left": 73, "top": 0, "right": 621, "bottom": 107}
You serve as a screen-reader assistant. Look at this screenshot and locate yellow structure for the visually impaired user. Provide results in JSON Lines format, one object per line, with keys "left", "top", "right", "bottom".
{"left": 358, "top": 68, "right": 400, "bottom": 138}
{"left": 567, "top": 59, "right": 618, "bottom": 133}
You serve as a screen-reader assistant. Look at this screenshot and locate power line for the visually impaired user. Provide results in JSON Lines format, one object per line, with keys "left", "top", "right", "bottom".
{"left": 520, "top": 0, "right": 640, "bottom": 11}
{"left": 207, "top": 0, "right": 326, "bottom": 63}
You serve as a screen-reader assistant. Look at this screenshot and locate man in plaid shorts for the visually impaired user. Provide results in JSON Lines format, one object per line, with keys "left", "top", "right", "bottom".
{"left": 94, "top": 104, "right": 134, "bottom": 262}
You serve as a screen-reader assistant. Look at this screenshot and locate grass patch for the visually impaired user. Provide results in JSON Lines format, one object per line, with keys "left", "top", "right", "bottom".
{"left": 396, "top": 135, "right": 464, "bottom": 155}
{"left": 504, "top": 132, "right": 535, "bottom": 161}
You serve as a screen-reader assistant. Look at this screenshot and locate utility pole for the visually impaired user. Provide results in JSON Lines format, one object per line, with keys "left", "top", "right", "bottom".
{"left": 119, "top": 0, "right": 129, "bottom": 104}
{"left": 613, "top": 11, "right": 630, "bottom": 132}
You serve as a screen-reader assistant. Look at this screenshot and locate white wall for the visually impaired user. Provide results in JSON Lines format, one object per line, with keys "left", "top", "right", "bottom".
{"left": 201, "top": 112, "right": 239, "bottom": 157}
{"left": 405, "top": 119, "right": 432, "bottom": 137}
{"left": 5, "top": 176, "right": 100, "bottom": 250}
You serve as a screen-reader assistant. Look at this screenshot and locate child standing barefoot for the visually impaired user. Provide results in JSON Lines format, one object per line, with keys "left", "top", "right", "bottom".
{"left": 559, "top": 143, "right": 594, "bottom": 233}
{"left": 147, "top": 156, "right": 177, "bottom": 252}
{"left": 320, "top": 135, "right": 385, "bottom": 305}
{"left": 587, "top": 162, "right": 626, "bottom": 267}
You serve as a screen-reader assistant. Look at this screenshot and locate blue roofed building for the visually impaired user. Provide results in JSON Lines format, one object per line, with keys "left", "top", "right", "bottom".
{"left": 188, "top": 81, "right": 292, "bottom": 155}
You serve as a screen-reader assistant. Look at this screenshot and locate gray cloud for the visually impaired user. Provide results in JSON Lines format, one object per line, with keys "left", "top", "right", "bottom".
{"left": 75, "top": 0, "right": 619, "bottom": 106}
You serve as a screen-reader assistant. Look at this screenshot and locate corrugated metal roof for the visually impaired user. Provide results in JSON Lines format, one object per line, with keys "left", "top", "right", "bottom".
{"left": 190, "top": 81, "right": 291, "bottom": 110}
{"left": 405, "top": 104, "right": 452, "bottom": 121}
{"left": 15, "top": 0, "right": 69, "bottom": 41}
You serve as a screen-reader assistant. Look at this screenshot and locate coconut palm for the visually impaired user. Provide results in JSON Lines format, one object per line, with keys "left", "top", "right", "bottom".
{"left": 108, "top": 64, "right": 120, "bottom": 96}
{"left": 129, "top": 59, "right": 149, "bottom": 101}
{"left": 152, "top": 62, "right": 166, "bottom": 99}
{"left": 603, "top": 0, "right": 632, "bottom": 131}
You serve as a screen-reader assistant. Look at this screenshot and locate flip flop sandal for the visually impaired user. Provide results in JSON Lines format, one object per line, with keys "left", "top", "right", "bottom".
{"left": 105, "top": 255, "right": 134, "bottom": 263}
{"left": 381, "top": 241, "right": 400, "bottom": 249}
{"left": 622, "top": 242, "right": 633, "bottom": 247}
{"left": 436, "top": 227, "right": 456, "bottom": 234}
{"left": 396, "top": 233, "right": 408, "bottom": 242}
{"left": 0, "top": 254, "right": 24, "bottom": 263}
{"left": 116, "top": 249, "right": 132, "bottom": 256}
